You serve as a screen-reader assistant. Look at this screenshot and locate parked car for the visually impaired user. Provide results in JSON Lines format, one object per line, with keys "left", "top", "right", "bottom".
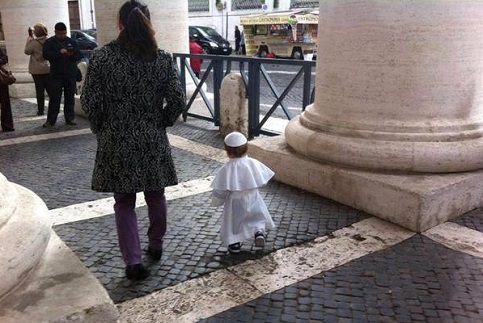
{"left": 81, "top": 28, "right": 97, "bottom": 40}
{"left": 71, "top": 30, "right": 98, "bottom": 50}
{"left": 189, "top": 26, "right": 232, "bottom": 55}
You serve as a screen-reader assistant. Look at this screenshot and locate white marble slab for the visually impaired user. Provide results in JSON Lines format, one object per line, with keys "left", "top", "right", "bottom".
{"left": 423, "top": 222, "right": 483, "bottom": 259}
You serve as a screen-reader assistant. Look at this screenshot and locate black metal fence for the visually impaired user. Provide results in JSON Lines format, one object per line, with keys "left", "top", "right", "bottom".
{"left": 173, "top": 53, "right": 316, "bottom": 138}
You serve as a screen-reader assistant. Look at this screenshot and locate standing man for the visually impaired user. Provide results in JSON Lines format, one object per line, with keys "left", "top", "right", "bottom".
{"left": 42, "top": 22, "right": 82, "bottom": 127}
{"left": 234, "top": 25, "right": 241, "bottom": 54}
{"left": 240, "top": 29, "right": 246, "bottom": 55}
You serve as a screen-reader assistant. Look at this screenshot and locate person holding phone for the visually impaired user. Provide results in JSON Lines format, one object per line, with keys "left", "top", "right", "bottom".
{"left": 42, "top": 22, "right": 81, "bottom": 128}
{"left": 24, "top": 23, "right": 50, "bottom": 116}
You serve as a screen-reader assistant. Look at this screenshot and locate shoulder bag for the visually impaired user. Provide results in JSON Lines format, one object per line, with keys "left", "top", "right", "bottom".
{"left": 0, "top": 66, "right": 16, "bottom": 85}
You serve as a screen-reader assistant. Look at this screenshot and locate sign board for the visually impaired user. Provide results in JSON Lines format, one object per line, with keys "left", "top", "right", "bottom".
{"left": 240, "top": 12, "right": 318, "bottom": 25}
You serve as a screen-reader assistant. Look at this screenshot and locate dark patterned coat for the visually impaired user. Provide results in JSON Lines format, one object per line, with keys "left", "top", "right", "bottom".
{"left": 81, "top": 41, "right": 186, "bottom": 193}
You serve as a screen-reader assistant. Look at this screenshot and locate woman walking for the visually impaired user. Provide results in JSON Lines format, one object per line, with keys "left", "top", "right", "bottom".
{"left": 81, "top": 0, "right": 186, "bottom": 280}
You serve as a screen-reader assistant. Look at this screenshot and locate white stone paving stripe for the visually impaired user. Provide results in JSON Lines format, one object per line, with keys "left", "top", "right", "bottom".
{"left": 21, "top": 98, "right": 42, "bottom": 104}
{"left": 117, "top": 217, "right": 415, "bottom": 323}
{"left": 168, "top": 134, "right": 227, "bottom": 162}
{"left": 0, "top": 125, "right": 225, "bottom": 225}
{"left": 423, "top": 222, "right": 483, "bottom": 259}
{"left": 0, "top": 128, "right": 92, "bottom": 147}
{"left": 51, "top": 176, "right": 215, "bottom": 226}
{"left": 228, "top": 217, "right": 415, "bottom": 294}
{"left": 0, "top": 126, "right": 228, "bottom": 163}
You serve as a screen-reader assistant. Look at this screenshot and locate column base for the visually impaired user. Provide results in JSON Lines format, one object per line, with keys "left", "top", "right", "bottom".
{"left": 8, "top": 82, "right": 36, "bottom": 99}
{"left": 249, "top": 135, "right": 483, "bottom": 232}
{"left": 0, "top": 232, "right": 119, "bottom": 323}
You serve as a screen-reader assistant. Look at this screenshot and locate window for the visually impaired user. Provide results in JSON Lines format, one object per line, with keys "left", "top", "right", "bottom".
{"left": 290, "top": 0, "right": 319, "bottom": 9}
{"left": 269, "top": 24, "right": 290, "bottom": 37}
{"left": 188, "top": 0, "right": 209, "bottom": 12}
{"left": 253, "top": 25, "right": 268, "bottom": 35}
{"left": 232, "top": 0, "right": 263, "bottom": 10}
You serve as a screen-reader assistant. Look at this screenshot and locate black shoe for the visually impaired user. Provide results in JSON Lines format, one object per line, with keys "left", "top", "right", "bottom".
{"left": 147, "top": 246, "right": 162, "bottom": 261}
{"left": 37, "top": 111, "right": 44, "bottom": 116}
{"left": 125, "top": 264, "right": 149, "bottom": 280}
{"left": 66, "top": 121, "right": 77, "bottom": 126}
{"left": 42, "top": 122, "right": 53, "bottom": 128}
{"left": 228, "top": 242, "right": 242, "bottom": 254}
{"left": 2, "top": 128, "right": 14, "bottom": 132}
{"left": 255, "top": 231, "right": 265, "bottom": 248}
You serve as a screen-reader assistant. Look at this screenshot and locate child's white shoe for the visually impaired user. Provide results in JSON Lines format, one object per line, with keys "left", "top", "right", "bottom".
{"left": 255, "top": 231, "right": 265, "bottom": 248}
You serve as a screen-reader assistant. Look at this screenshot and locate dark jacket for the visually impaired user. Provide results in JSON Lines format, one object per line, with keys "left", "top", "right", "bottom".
{"left": 235, "top": 29, "right": 241, "bottom": 45}
{"left": 189, "top": 39, "right": 203, "bottom": 73}
{"left": 43, "top": 36, "right": 82, "bottom": 78}
{"left": 0, "top": 47, "right": 8, "bottom": 66}
{"left": 80, "top": 41, "right": 186, "bottom": 193}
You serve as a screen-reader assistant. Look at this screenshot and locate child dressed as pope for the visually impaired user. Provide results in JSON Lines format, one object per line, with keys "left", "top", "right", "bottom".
{"left": 211, "top": 132, "right": 276, "bottom": 254}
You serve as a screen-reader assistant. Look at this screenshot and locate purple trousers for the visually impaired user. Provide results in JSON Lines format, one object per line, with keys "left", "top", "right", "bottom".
{"left": 114, "top": 190, "right": 167, "bottom": 266}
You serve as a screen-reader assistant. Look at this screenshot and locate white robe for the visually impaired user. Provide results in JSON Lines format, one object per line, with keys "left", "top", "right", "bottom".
{"left": 211, "top": 155, "right": 276, "bottom": 246}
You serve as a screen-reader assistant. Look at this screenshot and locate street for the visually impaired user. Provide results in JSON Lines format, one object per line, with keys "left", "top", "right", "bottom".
{"left": 197, "top": 57, "right": 317, "bottom": 121}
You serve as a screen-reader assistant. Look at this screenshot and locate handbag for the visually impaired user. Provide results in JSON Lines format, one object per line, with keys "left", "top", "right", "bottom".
{"left": 0, "top": 66, "right": 16, "bottom": 85}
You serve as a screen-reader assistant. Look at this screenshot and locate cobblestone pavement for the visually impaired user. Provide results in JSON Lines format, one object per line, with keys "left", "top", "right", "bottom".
{"left": 1, "top": 98, "right": 483, "bottom": 322}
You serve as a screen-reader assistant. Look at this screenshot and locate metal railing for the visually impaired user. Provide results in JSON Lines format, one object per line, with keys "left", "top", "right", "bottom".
{"left": 173, "top": 53, "right": 316, "bottom": 138}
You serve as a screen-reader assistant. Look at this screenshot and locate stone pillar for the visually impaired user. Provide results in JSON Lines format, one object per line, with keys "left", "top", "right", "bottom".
{"left": 0, "top": 0, "right": 69, "bottom": 98}
{"left": 77, "top": 0, "right": 192, "bottom": 117}
{"left": 93, "top": 0, "right": 195, "bottom": 98}
{"left": 249, "top": 1, "right": 483, "bottom": 232}
{"left": 285, "top": 1, "right": 483, "bottom": 174}
{"left": 94, "top": 0, "right": 188, "bottom": 54}
{"left": 0, "top": 173, "right": 119, "bottom": 322}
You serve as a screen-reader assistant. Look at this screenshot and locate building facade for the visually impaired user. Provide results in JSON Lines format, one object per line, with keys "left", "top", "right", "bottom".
{"left": 0, "top": 0, "right": 319, "bottom": 45}
{"left": 188, "top": 0, "right": 319, "bottom": 42}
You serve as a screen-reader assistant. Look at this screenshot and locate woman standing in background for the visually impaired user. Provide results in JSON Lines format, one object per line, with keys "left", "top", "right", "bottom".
{"left": 24, "top": 23, "right": 50, "bottom": 116}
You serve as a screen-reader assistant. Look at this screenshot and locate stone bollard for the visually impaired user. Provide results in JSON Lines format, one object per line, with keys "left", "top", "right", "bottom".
{"left": 219, "top": 72, "right": 248, "bottom": 138}
{"left": 74, "top": 60, "right": 88, "bottom": 118}
{"left": 76, "top": 60, "right": 88, "bottom": 95}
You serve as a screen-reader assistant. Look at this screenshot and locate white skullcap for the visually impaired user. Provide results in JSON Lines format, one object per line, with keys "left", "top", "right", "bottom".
{"left": 224, "top": 131, "right": 247, "bottom": 147}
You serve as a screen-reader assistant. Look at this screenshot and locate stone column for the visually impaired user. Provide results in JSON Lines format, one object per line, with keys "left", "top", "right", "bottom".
{"left": 249, "top": 1, "right": 483, "bottom": 232}
{"left": 0, "top": 173, "right": 51, "bottom": 299}
{"left": 285, "top": 1, "right": 483, "bottom": 174}
{"left": 0, "top": 0, "right": 69, "bottom": 98}
{"left": 95, "top": 0, "right": 188, "bottom": 54}
{"left": 93, "top": 0, "right": 194, "bottom": 97}
{"left": 0, "top": 172, "right": 119, "bottom": 322}
{"left": 77, "top": 0, "right": 192, "bottom": 116}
